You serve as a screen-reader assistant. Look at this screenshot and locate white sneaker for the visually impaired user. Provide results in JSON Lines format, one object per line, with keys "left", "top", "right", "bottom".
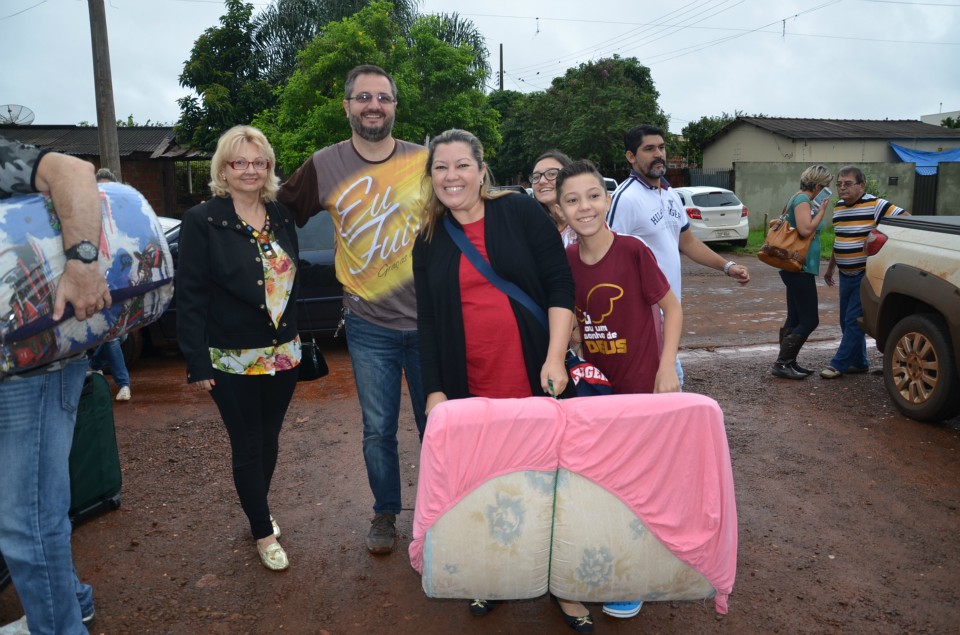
{"left": 116, "top": 386, "right": 131, "bottom": 401}
{"left": 0, "top": 616, "right": 29, "bottom": 635}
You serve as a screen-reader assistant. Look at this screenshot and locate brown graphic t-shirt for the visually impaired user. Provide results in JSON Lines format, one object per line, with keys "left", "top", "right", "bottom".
{"left": 279, "top": 139, "right": 430, "bottom": 330}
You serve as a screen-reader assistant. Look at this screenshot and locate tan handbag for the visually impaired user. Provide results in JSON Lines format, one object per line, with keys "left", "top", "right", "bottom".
{"left": 757, "top": 195, "right": 813, "bottom": 273}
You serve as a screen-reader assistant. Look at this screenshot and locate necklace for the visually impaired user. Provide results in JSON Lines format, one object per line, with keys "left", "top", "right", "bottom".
{"left": 239, "top": 213, "right": 276, "bottom": 259}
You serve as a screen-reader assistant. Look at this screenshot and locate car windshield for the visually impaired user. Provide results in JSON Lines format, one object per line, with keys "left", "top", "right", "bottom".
{"left": 690, "top": 192, "right": 741, "bottom": 207}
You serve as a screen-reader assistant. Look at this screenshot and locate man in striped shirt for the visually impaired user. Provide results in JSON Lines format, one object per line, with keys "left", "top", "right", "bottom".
{"left": 820, "top": 165, "right": 908, "bottom": 379}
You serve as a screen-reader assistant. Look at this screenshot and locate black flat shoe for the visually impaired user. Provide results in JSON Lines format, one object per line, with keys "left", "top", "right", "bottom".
{"left": 552, "top": 595, "right": 594, "bottom": 634}
{"left": 468, "top": 599, "right": 496, "bottom": 616}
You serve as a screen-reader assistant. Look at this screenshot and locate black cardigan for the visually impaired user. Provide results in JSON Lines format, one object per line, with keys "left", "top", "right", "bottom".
{"left": 176, "top": 196, "right": 300, "bottom": 383}
{"left": 413, "top": 193, "right": 574, "bottom": 399}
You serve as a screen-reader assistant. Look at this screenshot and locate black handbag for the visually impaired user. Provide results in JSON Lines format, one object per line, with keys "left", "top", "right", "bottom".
{"left": 298, "top": 335, "right": 329, "bottom": 382}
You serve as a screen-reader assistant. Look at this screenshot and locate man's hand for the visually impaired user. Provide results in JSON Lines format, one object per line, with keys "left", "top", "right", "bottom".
{"left": 824, "top": 262, "right": 837, "bottom": 287}
{"left": 53, "top": 260, "right": 111, "bottom": 321}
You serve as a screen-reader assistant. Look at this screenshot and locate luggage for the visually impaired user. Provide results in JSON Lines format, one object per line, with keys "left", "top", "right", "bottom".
{"left": 69, "top": 371, "right": 122, "bottom": 525}
{"left": 0, "top": 549, "right": 9, "bottom": 592}
{"left": 0, "top": 183, "right": 175, "bottom": 377}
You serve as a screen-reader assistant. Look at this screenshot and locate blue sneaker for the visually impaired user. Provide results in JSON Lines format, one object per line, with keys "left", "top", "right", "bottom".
{"left": 602, "top": 601, "right": 643, "bottom": 618}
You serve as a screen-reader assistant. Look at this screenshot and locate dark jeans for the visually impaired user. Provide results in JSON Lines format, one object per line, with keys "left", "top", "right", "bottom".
{"left": 778, "top": 270, "right": 819, "bottom": 339}
{"left": 209, "top": 368, "right": 298, "bottom": 540}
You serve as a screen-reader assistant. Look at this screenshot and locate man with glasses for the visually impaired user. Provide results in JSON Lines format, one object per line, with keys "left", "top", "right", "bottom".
{"left": 820, "top": 166, "right": 907, "bottom": 379}
{"left": 278, "top": 65, "right": 428, "bottom": 556}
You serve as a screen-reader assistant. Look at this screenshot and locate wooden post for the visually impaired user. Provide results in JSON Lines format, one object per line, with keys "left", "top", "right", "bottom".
{"left": 88, "top": 0, "right": 122, "bottom": 181}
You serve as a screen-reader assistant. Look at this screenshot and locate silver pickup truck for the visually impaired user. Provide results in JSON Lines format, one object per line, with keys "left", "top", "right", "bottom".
{"left": 860, "top": 215, "right": 960, "bottom": 422}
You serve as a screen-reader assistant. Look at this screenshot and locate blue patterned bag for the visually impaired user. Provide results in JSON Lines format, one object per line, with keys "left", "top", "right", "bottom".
{"left": 0, "top": 183, "right": 174, "bottom": 376}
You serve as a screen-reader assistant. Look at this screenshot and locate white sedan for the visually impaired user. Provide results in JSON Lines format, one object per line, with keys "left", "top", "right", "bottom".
{"left": 674, "top": 186, "right": 749, "bottom": 248}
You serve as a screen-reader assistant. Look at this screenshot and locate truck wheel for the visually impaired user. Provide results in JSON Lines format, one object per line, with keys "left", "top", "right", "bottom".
{"left": 883, "top": 313, "right": 960, "bottom": 422}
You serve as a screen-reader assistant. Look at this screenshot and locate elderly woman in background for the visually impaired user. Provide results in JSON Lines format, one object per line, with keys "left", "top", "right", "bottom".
{"left": 413, "top": 129, "right": 591, "bottom": 632}
{"left": 530, "top": 149, "right": 575, "bottom": 245}
{"left": 771, "top": 164, "right": 832, "bottom": 379}
{"left": 176, "top": 125, "right": 301, "bottom": 571}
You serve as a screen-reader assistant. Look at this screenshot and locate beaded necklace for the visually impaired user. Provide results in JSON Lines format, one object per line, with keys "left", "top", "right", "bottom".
{"left": 239, "top": 213, "right": 277, "bottom": 259}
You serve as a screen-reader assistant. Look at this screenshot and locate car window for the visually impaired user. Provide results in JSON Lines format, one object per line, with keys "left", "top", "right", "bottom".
{"left": 297, "top": 213, "right": 336, "bottom": 251}
{"left": 690, "top": 192, "right": 741, "bottom": 207}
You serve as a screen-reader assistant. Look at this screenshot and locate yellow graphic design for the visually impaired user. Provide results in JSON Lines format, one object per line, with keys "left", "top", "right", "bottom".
{"left": 578, "top": 282, "right": 627, "bottom": 355}
{"left": 326, "top": 151, "right": 429, "bottom": 300}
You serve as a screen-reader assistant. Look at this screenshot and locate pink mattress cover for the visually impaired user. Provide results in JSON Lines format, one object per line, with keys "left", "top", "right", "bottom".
{"left": 409, "top": 393, "right": 737, "bottom": 614}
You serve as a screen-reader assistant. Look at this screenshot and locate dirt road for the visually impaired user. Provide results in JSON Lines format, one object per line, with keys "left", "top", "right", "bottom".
{"left": 2, "top": 255, "right": 958, "bottom": 634}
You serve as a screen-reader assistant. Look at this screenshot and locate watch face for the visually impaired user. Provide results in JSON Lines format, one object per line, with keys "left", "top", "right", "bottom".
{"left": 67, "top": 240, "right": 99, "bottom": 263}
{"left": 77, "top": 242, "right": 98, "bottom": 260}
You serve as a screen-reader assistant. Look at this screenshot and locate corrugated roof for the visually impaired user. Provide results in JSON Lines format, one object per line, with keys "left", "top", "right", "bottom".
{"left": 0, "top": 125, "right": 204, "bottom": 158}
{"left": 731, "top": 117, "right": 960, "bottom": 141}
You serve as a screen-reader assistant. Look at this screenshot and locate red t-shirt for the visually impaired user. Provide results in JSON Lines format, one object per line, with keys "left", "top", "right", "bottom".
{"left": 566, "top": 233, "right": 671, "bottom": 394}
{"left": 460, "top": 218, "right": 532, "bottom": 398}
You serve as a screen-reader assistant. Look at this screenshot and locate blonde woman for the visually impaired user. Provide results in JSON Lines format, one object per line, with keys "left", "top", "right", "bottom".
{"left": 177, "top": 125, "right": 301, "bottom": 571}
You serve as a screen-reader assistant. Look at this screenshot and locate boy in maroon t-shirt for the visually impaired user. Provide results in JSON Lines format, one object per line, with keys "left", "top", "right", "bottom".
{"left": 557, "top": 159, "right": 682, "bottom": 395}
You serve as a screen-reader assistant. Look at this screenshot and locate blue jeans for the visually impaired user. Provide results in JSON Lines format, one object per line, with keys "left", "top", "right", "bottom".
{"left": 0, "top": 357, "right": 94, "bottom": 635}
{"left": 89, "top": 339, "right": 130, "bottom": 388}
{"left": 830, "top": 270, "right": 868, "bottom": 371}
{"left": 345, "top": 312, "right": 426, "bottom": 515}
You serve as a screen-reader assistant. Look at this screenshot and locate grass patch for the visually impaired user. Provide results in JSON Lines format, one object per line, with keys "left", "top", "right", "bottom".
{"left": 730, "top": 225, "right": 834, "bottom": 259}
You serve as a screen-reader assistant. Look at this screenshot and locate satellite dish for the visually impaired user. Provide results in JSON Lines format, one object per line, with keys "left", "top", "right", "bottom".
{"left": 0, "top": 105, "right": 35, "bottom": 125}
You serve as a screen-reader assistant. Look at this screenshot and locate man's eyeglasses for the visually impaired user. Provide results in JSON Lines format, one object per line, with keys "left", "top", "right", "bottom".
{"left": 836, "top": 180, "right": 861, "bottom": 189}
{"left": 228, "top": 158, "right": 271, "bottom": 171}
{"left": 346, "top": 92, "right": 396, "bottom": 105}
{"left": 530, "top": 168, "right": 560, "bottom": 184}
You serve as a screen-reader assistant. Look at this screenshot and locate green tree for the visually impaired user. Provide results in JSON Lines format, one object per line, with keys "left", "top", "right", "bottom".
{"left": 176, "top": 0, "right": 274, "bottom": 150}
{"left": 941, "top": 116, "right": 960, "bottom": 129}
{"left": 254, "top": 1, "right": 499, "bottom": 172}
{"left": 488, "top": 56, "right": 666, "bottom": 183}
{"left": 485, "top": 89, "right": 531, "bottom": 184}
{"left": 251, "top": 0, "right": 422, "bottom": 86}
{"left": 680, "top": 112, "right": 737, "bottom": 167}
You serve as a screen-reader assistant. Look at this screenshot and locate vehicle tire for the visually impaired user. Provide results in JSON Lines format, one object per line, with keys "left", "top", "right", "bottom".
{"left": 882, "top": 313, "right": 960, "bottom": 422}
{"left": 731, "top": 239, "right": 748, "bottom": 248}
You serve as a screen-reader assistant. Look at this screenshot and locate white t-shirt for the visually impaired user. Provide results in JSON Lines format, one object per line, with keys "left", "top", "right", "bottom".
{"left": 607, "top": 172, "right": 689, "bottom": 303}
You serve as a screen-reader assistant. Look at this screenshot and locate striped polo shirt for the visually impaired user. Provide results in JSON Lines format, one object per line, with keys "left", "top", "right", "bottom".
{"left": 832, "top": 194, "right": 905, "bottom": 275}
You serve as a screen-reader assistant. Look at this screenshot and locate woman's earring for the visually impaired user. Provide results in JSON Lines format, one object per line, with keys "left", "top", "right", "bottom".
{"left": 480, "top": 177, "right": 485, "bottom": 186}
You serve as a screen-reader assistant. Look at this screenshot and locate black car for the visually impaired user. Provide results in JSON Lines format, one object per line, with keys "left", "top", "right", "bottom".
{"left": 124, "top": 214, "right": 343, "bottom": 362}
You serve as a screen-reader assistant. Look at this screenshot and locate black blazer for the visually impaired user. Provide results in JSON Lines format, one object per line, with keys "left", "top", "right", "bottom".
{"left": 413, "top": 193, "right": 574, "bottom": 399}
{"left": 176, "top": 196, "right": 300, "bottom": 383}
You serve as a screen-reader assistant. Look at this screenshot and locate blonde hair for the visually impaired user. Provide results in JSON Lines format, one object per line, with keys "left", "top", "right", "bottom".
{"left": 420, "top": 128, "right": 510, "bottom": 242}
{"left": 208, "top": 125, "right": 280, "bottom": 202}
{"left": 799, "top": 164, "right": 832, "bottom": 192}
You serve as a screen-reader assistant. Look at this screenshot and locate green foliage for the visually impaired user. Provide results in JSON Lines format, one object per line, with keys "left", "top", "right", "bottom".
{"left": 251, "top": 0, "right": 423, "bottom": 86}
{"left": 680, "top": 112, "right": 738, "bottom": 167}
{"left": 175, "top": 0, "right": 274, "bottom": 150}
{"left": 486, "top": 56, "right": 667, "bottom": 184}
{"left": 255, "top": 1, "right": 499, "bottom": 173}
{"left": 940, "top": 116, "right": 960, "bottom": 129}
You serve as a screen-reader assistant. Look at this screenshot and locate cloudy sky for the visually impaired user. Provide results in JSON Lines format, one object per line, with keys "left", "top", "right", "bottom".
{"left": 2, "top": 0, "right": 959, "bottom": 133}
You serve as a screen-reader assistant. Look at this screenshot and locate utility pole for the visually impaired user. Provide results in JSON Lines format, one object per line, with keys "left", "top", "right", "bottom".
{"left": 88, "top": 0, "right": 122, "bottom": 181}
{"left": 499, "top": 43, "right": 504, "bottom": 91}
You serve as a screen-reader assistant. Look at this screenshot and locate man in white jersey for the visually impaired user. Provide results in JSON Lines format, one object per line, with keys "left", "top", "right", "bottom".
{"left": 278, "top": 65, "right": 429, "bottom": 556}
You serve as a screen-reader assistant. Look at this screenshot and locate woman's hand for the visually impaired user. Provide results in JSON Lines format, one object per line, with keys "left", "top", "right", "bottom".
{"left": 540, "top": 357, "right": 568, "bottom": 398}
{"left": 425, "top": 391, "right": 448, "bottom": 417}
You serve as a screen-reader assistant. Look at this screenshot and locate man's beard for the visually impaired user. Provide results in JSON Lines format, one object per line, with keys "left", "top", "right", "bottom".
{"left": 644, "top": 160, "right": 666, "bottom": 180}
{"left": 349, "top": 111, "right": 394, "bottom": 142}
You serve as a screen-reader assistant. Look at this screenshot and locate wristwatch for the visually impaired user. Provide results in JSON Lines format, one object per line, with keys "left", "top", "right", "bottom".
{"left": 64, "top": 240, "right": 99, "bottom": 264}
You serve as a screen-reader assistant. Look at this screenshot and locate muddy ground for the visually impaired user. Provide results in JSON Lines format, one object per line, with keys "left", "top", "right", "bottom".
{"left": 2, "top": 254, "right": 958, "bottom": 635}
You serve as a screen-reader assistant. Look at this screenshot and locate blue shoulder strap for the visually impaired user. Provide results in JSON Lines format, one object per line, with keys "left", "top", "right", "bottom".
{"left": 443, "top": 215, "right": 549, "bottom": 331}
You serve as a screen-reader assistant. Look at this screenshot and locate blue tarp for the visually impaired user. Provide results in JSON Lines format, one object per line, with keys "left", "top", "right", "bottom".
{"left": 890, "top": 143, "right": 960, "bottom": 176}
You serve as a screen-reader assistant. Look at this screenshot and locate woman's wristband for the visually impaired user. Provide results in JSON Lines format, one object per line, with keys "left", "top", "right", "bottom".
{"left": 723, "top": 261, "right": 737, "bottom": 276}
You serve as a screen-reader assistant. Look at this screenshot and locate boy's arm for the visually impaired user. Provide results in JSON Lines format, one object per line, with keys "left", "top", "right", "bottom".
{"left": 653, "top": 288, "right": 682, "bottom": 393}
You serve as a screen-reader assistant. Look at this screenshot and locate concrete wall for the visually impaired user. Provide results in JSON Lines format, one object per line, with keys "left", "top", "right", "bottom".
{"left": 937, "top": 162, "right": 960, "bottom": 216}
{"left": 733, "top": 162, "right": 917, "bottom": 230}
{"left": 704, "top": 123, "right": 960, "bottom": 169}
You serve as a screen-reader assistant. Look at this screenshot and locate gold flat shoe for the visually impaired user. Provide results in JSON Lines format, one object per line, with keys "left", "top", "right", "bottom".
{"left": 257, "top": 542, "right": 289, "bottom": 571}
{"left": 270, "top": 515, "right": 281, "bottom": 539}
